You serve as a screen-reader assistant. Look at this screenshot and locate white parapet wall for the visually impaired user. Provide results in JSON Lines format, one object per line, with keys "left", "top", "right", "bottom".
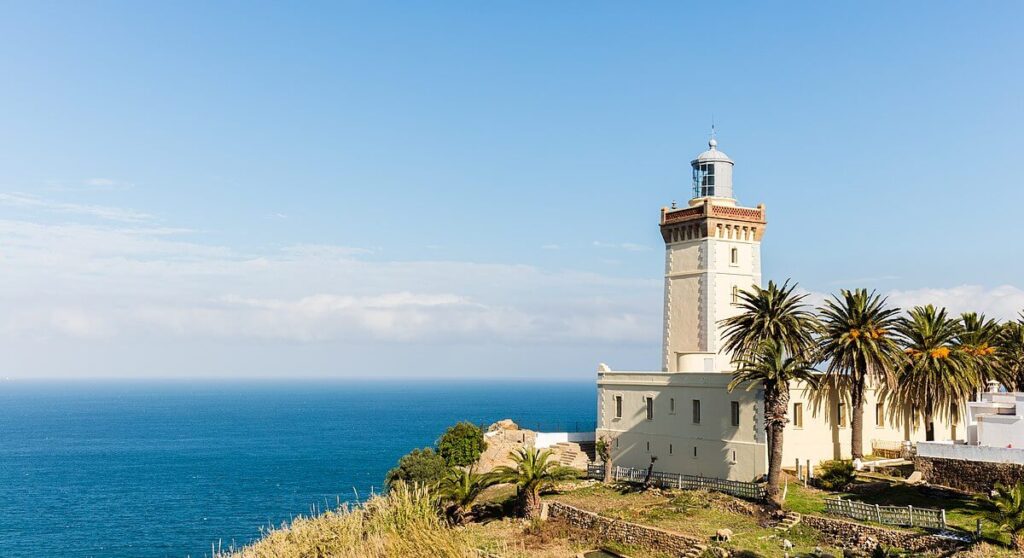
{"left": 917, "top": 441, "right": 1024, "bottom": 465}
{"left": 534, "top": 431, "right": 596, "bottom": 449}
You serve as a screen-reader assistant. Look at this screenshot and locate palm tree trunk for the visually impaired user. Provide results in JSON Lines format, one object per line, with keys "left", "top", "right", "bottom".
{"left": 851, "top": 379, "right": 865, "bottom": 459}
{"left": 522, "top": 489, "right": 541, "bottom": 519}
{"left": 1012, "top": 530, "right": 1024, "bottom": 553}
{"left": 925, "top": 405, "right": 935, "bottom": 442}
{"left": 603, "top": 452, "right": 613, "bottom": 484}
{"left": 764, "top": 382, "right": 788, "bottom": 508}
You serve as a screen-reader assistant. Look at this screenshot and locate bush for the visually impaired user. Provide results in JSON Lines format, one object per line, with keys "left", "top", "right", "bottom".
{"left": 815, "top": 460, "right": 856, "bottom": 491}
{"left": 385, "top": 448, "right": 447, "bottom": 490}
{"left": 436, "top": 422, "right": 486, "bottom": 467}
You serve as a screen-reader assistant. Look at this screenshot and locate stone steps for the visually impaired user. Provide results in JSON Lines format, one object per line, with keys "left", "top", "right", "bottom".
{"left": 682, "top": 544, "right": 707, "bottom": 558}
{"left": 774, "top": 511, "right": 802, "bottom": 532}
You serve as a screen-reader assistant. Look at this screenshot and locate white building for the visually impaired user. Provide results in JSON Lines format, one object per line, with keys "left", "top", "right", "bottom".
{"left": 596, "top": 137, "right": 955, "bottom": 481}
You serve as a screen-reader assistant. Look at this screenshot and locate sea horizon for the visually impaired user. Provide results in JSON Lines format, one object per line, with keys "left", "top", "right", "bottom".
{"left": 0, "top": 379, "right": 596, "bottom": 558}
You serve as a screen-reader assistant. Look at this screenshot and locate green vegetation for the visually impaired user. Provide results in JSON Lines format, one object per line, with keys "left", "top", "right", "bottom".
{"left": 813, "top": 460, "right": 856, "bottom": 491}
{"left": 721, "top": 280, "right": 819, "bottom": 508}
{"left": 437, "top": 421, "right": 487, "bottom": 467}
{"left": 384, "top": 447, "right": 447, "bottom": 490}
{"left": 891, "top": 305, "right": 977, "bottom": 440}
{"left": 435, "top": 466, "right": 493, "bottom": 524}
{"left": 983, "top": 482, "right": 1024, "bottom": 551}
{"left": 490, "top": 447, "right": 578, "bottom": 518}
{"left": 817, "top": 288, "right": 903, "bottom": 460}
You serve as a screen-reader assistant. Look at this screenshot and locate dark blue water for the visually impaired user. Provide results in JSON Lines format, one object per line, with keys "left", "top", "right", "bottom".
{"left": 0, "top": 380, "right": 595, "bottom": 558}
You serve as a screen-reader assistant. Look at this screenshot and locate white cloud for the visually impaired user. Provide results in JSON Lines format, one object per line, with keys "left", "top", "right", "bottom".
{"left": 885, "top": 285, "right": 1024, "bottom": 321}
{"left": 0, "top": 216, "right": 661, "bottom": 351}
{"left": 0, "top": 192, "right": 153, "bottom": 222}
{"left": 592, "top": 241, "right": 651, "bottom": 252}
{"left": 802, "top": 285, "right": 1024, "bottom": 321}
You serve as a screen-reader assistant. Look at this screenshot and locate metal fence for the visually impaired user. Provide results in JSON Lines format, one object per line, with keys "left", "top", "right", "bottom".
{"left": 587, "top": 464, "right": 766, "bottom": 501}
{"left": 824, "top": 497, "right": 946, "bottom": 530}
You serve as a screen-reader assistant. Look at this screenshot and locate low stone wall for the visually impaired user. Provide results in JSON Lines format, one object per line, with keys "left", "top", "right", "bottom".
{"left": 802, "top": 515, "right": 964, "bottom": 554}
{"left": 915, "top": 455, "right": 1024, "bottom": 493}
{"left": 546, "top": 501, "right": 704, "bottom": 556}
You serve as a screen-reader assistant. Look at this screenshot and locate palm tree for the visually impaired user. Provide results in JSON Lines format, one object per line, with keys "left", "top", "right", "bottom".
{"left": 957, "top": 312, "right": 1007, "bottom": 391}
{"left": 818, "top": 289, "right": 902, "bottom": 459}
{"left": 489, "top": 448, "right": 577, "bottom": 519}
{"left": 729, "top": 339, "right": 818, "bottom": 507}
{"left": 891, "top": 305, "right": 977, "bottom": 441}
{"left": 984, "top": 482, "right": 1024, "bottom": 551}
{"left": 1002, "top": 317, "right": 1024, "bottom": 390}
{"left": 721, "top": 279, "right": 818, "bottom": 360}
{"left": 434, "top": 466, "right": 493, "bottom": 525}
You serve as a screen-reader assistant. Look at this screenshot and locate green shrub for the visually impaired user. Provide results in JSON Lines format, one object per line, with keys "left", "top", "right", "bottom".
{"left": 436, "top": 422, "right": 487, "bottom": 467}
{"left": 385, "top": 448, "right": 447, "bottom": 490}
{"left": 815, "top": 460, "right": 856, "bottom": 491}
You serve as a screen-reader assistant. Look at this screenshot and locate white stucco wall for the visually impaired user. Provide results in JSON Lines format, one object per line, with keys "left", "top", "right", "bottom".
{"left": 534, "top": 431, "right": 596, "bottom": 449}
{"left": 596, "top": 371, "right": 767, "bottom": 482}
{"left": 918, "top": 441, "right": 1024, "bottom": 465}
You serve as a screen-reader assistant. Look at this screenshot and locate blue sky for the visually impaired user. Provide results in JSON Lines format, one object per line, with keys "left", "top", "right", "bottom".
{"left": 1, "top": 2, "right": 1022, "bottom": 379}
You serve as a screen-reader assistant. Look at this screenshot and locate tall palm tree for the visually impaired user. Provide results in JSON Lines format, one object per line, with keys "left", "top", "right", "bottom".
{"left": 818, "top": 289, "right": 902, "bottom": 459}
{"left": 985, "top": 482, "right": 1024, "bottom": 551}
{"left": 435, "top": 466, "right": 493, "bottom": 525}
{"left": 957, "top": 312, "right": 1007, "bottom": 391}
{"left": 891, "top": 305, "right": 977, "bottom": 441}
{"left": 721, "top": 279, "right": 818, "bottom": 360}
{"left": 489, "top": 448, "right": 577, "bottom": 519}
{"left": 1002, "top": 317, "right": 1024, "bottom": 390}
{"left": 729, "top": 339, "right": 818, "bottom": 507}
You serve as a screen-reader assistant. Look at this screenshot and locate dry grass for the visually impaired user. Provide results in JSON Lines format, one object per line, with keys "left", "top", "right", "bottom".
{"left": 221, "top": 483, "right": 476, "bottom": 558}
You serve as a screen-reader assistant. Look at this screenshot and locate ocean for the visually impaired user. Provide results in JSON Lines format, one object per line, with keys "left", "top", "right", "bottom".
{"left": 0, "top": 380, "right": 596, "bottom": 558}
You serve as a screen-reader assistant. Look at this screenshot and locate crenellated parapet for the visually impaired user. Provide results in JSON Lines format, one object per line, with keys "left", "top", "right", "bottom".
{"left": 660, "top": 199, "right": 766, "bottom": 244}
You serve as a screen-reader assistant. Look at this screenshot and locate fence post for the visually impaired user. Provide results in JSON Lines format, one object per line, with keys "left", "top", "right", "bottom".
{"left": 678, "top": 474, "right": 682, "bottom": 489}
{"left": 908, "top": 505, "right": 914, "bottom": 527}
{"left": 941, "top": 509, "right": 947, "bottom": 531}
{"left": 795, "top": 458, "right": 801, "bottom": 480}
{"left": 875, "top": 504, "right": 882, "bottom": 524}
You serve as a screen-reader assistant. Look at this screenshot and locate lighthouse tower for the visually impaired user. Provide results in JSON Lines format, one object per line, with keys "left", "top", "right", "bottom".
{"left": 660, "top": 138, "right": 766, "bottom": 373}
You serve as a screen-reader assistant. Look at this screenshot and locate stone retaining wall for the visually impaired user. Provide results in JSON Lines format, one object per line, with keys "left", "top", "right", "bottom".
{"left": 802, "top": 515, "right": 964, "bottom": 554}
{"left": 915, "top": 455, "right": 1024, "bottom": 493}
{"left": 546, "top": 501, "right": 704, "bottom": 556}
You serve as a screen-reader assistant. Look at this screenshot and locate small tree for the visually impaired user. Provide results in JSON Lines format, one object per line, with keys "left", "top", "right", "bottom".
{"left": 435, "top": 466, "right": 493, "bottom": 525}
{"left": 437, "top": 422, "right": 487, "bottom": 467}
{"left": 489, "top": 448, "right": 577, "bottom": 518}
{"left": 985, "top": 482, "right": 1024, "bottom": 552}
{"left": 595, "top": 436, "right": 613, "bottom": 483}
{"left": 384, "top": 447, "right": 447, "bottom": 490}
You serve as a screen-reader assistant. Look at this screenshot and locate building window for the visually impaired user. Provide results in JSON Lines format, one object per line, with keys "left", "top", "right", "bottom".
{"left": 730, "top": 247, "right": 738, "bottom": 265}
{"left": 615, "top": 438, "right": 619, "bottom": 448}
{"left": 669, "top": 444, "right": 673, "bottom": 455}
{"left": 693, "top": 162, "right": 715, "bottom": 198}
{"left": 646, "top": 441, "right": 650, "bottom": 452}
{"left": 615, "top": 396, "right": 622, "bottom": 419}
{"left": 838, "top": 402, "right": 847, "bottom": 428}
{"left": 693, "top": 446, "right": 698, "bottom": 458}
{"left": 732, "top": 285, "right": 740, "bottom": 304}
{"left": 646, "top": 397, "right": 654, "bottom": 421}
{"left": 876, "top": 403, "right": 885, "bottom": 427}
{"left": 732, "top": 450, "right": 737, "bottom": 462}
{"left": 692, "top": 400, "right": 701, "bottom": 424}
{"left": 731, "top": 401, "right": 740, "bottom": 426}
{"left": 793, "top": 403, "right": 804, "bottom": 428}
{"left": 669, "top": 397, "right": 675, "bottom": 414}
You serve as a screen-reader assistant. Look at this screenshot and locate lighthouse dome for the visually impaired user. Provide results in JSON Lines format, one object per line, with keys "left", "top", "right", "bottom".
{"left": 691, "top": 138, "right": 733, "bottom": 165}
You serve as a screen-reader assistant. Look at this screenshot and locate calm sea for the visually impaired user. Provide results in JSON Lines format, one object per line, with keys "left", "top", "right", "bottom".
{"left": 0, "top": 380, "right": 595, "bottom": 558}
